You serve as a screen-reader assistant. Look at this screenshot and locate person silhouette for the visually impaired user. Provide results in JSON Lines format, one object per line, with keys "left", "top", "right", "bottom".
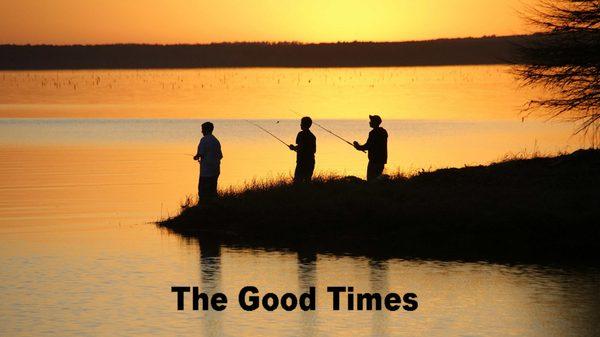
{"left": 289, "top": 117, "right": 316, "bottom": 183}
{"left": 353, "top": 115, "right": 388, "bottom": 181}
{"left": 193, "top": 122, "right": 223, "bottom": 202}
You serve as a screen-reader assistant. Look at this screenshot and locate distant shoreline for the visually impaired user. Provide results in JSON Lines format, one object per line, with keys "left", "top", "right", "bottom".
{"left": 0, "top": 35, "right": 538, "bottom": 70}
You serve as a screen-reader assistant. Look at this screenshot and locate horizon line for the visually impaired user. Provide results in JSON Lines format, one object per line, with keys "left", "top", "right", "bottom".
{"left": 0, "top": 33, "right": 537, "bottom": 47}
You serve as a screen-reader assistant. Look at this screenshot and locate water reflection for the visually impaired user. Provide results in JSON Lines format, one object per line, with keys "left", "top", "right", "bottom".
{"left": 181, "top": 232, "right": 600, "bottom": 337}
{"left": 368, "top": 259, "right": 389, "bottom": 337}
{"left": 198, "top": 235, "right": 223, "bottom": 337}
{"left": 297, "top": 247, "right": 318, "bottom": 337}
{"left": 0, "top": 66, "right": 597, "bottom": 336}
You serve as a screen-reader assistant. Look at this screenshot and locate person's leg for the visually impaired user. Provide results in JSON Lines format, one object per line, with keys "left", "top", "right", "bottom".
{"left": 295, "top": 163, "right": 308, "bottom": 184}
{"left": 210, "top": 175, "right": 219, "bottom": 199}
{"left": 198, "top": 169, "right": 202, "bottom": 198}
{"left": 295, "top": 162, "right": 314, "bottom": 184}
{"left": 199, "top": 175, "right": 218, "bottom": 203}
{"left": 367, "top": 162, "right": 375, "bottom": 181}
{"left": 306, "top": 161, "right": 315, "bottom": 182}
{"left": 367, "top": 162, "right": 384, "bottom": 181}
{"left": 198, "top": 176, "right": 207, "bottom": 201}
{"left": 375, "top": 163, "right": 384, "bottom": 178}
{"left": 293, "top": 163, "right": 302, "bottom": 184}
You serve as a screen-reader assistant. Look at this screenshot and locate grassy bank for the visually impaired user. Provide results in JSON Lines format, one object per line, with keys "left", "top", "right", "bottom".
{"left": 158, "top": 149, "right": 599, "bottom": 262}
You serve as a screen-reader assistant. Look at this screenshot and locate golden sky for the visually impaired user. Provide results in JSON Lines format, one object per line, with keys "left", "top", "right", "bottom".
{"left": 0, "top": 0, "right": 536, "bottom": 44}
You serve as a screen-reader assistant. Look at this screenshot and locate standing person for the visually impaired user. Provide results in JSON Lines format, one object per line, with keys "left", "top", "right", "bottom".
{"left": 289, "top": 117, "right": 316, "bottom": 183}
{"left": 353, "top": 115, "right": 388, "bottom": 181}
{"left": 193, "top": 122, "right": 223, "bottom": 202}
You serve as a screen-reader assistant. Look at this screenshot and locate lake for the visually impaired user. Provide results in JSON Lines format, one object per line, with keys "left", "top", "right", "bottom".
{"left": 1, "top": 66, "right": 598, "bottom": 336}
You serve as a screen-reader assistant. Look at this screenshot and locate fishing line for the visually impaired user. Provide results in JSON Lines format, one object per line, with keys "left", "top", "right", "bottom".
{"left": 289, "top": 109, "right": 365, "bottom": 152}
{"left": 244, "top": 120, "right": 290, "bottom": 148}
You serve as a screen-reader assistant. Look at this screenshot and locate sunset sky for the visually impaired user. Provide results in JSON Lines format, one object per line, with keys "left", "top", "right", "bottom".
{"left": 0, "top": 0, "right": 537, "bottom": 45}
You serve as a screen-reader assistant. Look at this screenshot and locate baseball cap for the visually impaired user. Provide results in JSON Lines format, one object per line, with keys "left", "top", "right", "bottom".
{"left": 369, "top": 115, "right": 382, "bottom": 125}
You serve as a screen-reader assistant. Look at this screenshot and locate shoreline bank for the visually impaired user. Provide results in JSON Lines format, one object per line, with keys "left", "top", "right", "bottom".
{"left": 158, "top": 149, "right": 599, "bottom": 263}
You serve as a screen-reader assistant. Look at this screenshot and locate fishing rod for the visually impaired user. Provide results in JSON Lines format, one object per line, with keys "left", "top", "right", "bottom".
{"left": 244, "top": 120, "right": 290, "bottom": 148}
{"left": 289, "top": 109, "right": 365, "bottom": 153}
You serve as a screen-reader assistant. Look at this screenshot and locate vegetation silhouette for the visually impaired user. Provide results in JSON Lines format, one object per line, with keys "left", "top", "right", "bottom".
{"left": 1, "top": 35, "right": 542, "bottom": 70}
{"left": 515, "top": 0, "right": 600, "bottom": 134}
{"left": 159, "top": 149, "right": 600, "bottom": 263}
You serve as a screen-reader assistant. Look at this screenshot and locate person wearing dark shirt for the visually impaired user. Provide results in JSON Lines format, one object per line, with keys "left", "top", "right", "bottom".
{"left": 353, "top": 115, "right": 388, "bottom": 181}
{"left": 289, "top": 117, "right": 317, "bottom": 183}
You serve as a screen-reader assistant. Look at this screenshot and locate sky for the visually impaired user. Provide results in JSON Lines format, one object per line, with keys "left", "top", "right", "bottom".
{"left": 0, "top": 0, "right": 537, "bottom": 45}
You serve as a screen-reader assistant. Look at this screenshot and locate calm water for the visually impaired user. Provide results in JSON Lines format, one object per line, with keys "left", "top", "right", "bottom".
{"left": 1, "top": 67, "right": 598, "bottom": 336}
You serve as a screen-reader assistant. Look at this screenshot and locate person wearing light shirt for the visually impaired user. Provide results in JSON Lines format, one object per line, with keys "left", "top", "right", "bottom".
{"left": 193, "top": 122, "right": 223, "bottom": 202}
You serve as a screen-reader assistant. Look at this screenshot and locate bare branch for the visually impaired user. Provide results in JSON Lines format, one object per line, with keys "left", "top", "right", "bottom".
{"left": 516, "top": 0, "right": 600, "bottom": 134}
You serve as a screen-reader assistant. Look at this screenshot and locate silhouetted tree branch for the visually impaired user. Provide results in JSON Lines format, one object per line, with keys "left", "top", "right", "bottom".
{"left": 516, "top": 0, "right": 600, "bottom": 134}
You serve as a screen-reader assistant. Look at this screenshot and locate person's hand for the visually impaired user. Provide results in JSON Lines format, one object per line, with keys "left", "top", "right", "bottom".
{"left": 193, "top": 155, "right": 199, "bottom": 161}
{"left": 289, "top": 144, "right": 296, "bottom": 151}
{"left": 353, "top": 141, "right": 360, "bottom": 149}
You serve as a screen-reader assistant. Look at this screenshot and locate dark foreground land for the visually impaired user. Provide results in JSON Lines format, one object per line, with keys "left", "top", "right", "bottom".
{"left": 0, "top": 35, "right": 540, "bottom": 70}
{"left": 159, "top": 149, "right": 599, "bottom": 263}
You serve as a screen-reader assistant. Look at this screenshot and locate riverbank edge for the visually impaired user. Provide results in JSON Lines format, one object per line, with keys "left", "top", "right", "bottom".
{"left": 158, "top": 149, "right": 599, "bottom": 263}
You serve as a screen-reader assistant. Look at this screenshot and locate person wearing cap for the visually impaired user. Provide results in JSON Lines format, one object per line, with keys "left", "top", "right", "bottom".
{"left": 353, "top": 115, "right": 388, "bottom": 181}
{"left": 289, "top": 116, "right": 317, "bottom": 183}
{"left": 193, "top": 121, "right": 223, "bottom": 202}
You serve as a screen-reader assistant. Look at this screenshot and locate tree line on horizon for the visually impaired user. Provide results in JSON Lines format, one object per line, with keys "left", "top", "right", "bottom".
{"left": 0, "top": 35, "right": 540, "bottom": 70}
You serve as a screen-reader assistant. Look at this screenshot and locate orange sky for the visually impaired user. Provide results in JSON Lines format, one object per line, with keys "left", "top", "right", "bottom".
{"left": 0, "top": 0, "right": 536, "bottom": 44}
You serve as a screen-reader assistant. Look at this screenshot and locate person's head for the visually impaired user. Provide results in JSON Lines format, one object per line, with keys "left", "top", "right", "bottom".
{"left": 201, "top": 121, "right": 214, "bottom": 136}
{"left": 369, "top": 115, "right": 382, "bottom": 128}
{"left": 300, "top": 116, "right": 312, "bottom": 130}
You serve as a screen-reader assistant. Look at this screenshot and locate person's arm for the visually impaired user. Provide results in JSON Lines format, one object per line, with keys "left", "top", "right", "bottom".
{"left": 353, "top": 132, "right": 372, "bottom": 151}
{"left": 194, "top": 139, "right": 205, "bottom": 161}
{"left": 217, "top": 141, "right": 223, "bottom": 160}
{"left": 289, "top": 133, "right": 301, "bottom": 151}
